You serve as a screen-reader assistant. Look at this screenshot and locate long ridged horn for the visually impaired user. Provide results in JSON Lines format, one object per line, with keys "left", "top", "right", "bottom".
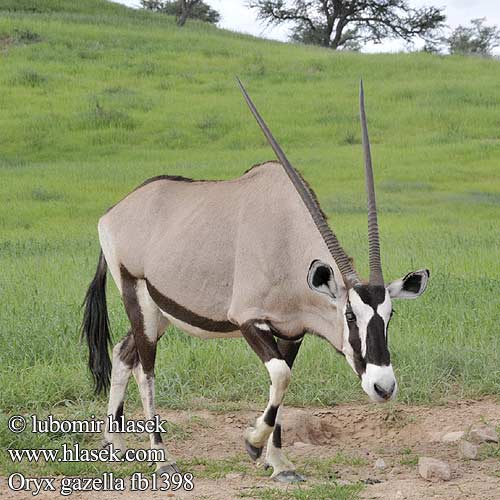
{"left": 237, "top": 77, "right": 360, "bottom": 288}
{"left": 359, "top": 80, "right": 384, "bottom": 286}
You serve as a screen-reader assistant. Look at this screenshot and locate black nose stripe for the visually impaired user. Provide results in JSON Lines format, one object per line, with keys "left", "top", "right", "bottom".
{"left": 366, "top": 314, "right": 390, "bottom": 366}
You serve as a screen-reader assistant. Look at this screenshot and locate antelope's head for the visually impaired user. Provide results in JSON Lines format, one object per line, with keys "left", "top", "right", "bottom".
{"left": 238, "top": 78, "right": 430, "bottom": 403}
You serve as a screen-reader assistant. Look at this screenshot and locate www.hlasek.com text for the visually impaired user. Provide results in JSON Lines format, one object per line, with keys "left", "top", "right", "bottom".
{"left": 8, "top": 443, "right": 167, "bottom": 463}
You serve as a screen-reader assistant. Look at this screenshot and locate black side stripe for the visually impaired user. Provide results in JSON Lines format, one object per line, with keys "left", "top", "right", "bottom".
{"left": 145, "top": 280, "right": 237, "bottom": 333}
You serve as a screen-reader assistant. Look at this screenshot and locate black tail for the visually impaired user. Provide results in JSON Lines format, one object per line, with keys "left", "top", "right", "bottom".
{"left": 81, "top": 250, "right": 112, "bottom": 395}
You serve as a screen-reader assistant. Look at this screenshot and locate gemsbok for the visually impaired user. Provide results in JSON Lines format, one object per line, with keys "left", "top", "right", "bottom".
{"left": 82, "top": 79, "right": 430, "bottom": 482}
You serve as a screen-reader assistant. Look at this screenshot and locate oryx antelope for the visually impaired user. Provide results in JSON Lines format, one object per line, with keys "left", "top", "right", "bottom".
{"left": 82, "top": 79, "right": 429, "bottom": 483}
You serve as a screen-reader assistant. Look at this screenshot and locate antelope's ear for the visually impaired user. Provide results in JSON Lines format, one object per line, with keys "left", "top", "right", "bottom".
{"left": 307, "top": 260, "right": 338, "bottom": 299}
{"left": 387, "top": 269, "right": 430, "bottom": 299}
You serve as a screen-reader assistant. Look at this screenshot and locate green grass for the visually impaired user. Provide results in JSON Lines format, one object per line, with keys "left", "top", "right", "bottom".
{"left": 180, "top": 454, "right": 260, "bottom": 479}
{"left": 240, "top": 482, "right": 363, "bottom": 500}
{"left": 302, "top": 454, "right": 369, "bottom": 480}
{"left": 0, "top": 0, "right": 499, "bottom": 479}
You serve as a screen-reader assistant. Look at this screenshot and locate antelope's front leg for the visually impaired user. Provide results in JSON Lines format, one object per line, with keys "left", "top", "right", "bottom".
{"left": 264, "top": 338, "right": 305, "bottom": 482}
{"left": 240, "top": 321, "right": 302, "bottom": 482}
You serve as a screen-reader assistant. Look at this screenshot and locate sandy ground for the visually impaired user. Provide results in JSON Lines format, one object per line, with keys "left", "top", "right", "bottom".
{"left": 2, "top": 399, "right": 499, "bottom": 500}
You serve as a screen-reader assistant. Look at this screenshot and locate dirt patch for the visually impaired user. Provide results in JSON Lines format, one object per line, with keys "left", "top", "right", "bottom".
{"left": 0, "top": 35, "right": 13, "bottom": 50}
{"left": 283, "top": 409, "right": 337, "bottom": 445}
{"left": 2, "top": 399, "right": 499, "bottom": 499}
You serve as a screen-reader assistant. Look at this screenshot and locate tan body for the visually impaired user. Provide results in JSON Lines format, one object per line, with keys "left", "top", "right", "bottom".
{"left": 99, "top": 161, "right": 344, "bottom": 347}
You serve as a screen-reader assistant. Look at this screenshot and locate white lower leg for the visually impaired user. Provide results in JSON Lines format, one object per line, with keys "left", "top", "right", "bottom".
{"left": 246, "top": 359, "right": 291, "bottom": 448}
{"left": 133, "top": 364, "right": 175, "bottom": 467}
{"left": 104, "top": 342, "right": 132, "bottom": 452}
{"left": 265, "top": 407, "right": 295, "bottom": 476}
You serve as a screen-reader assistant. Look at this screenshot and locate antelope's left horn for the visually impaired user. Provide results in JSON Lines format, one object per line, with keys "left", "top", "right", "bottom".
{"left": 360, "top": 80, "right": 384, "bottom": 286}
{"left": 237, "top": 77, "right": 360, "bottom": 288}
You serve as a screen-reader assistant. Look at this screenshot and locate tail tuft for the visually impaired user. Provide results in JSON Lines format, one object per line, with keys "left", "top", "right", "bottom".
{"left": 81, "top": 250, "right": 112, "bottom": 394}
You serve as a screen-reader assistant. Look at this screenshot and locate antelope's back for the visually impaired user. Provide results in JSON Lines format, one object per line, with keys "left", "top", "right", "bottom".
{"left": 99, "top": 162, "right": 335, "bottom": 324}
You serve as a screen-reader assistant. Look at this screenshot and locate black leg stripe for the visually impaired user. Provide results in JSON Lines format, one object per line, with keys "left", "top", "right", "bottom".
{"left": 272, "top": 424, "right": 282, "bottom": 448}
{"left": 153, "top": 431, "right": 163, "bottom": 444}
{"left": 263, "top": 405, "right": 279, "bottom": 427}
{"left": 115, "top": 402, "right": 124, "bottom": 431}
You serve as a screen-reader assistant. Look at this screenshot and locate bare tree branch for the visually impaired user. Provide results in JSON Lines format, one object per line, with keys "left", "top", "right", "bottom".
{"left": 247, "top": 0, "right": 446, "bottom": 49}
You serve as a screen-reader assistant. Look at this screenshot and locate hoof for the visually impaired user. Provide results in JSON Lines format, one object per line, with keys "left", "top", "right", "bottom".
{"left": 156, "top": 463, "right": 181, "bottom": 476}
{"left": 245, "top": 439, "right": 263, "bottom": 461}
{"left": 273, "top": 471, "right": 306, "bottom": 483}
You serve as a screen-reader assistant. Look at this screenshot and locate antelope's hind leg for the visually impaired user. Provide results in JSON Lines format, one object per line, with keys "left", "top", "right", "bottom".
{"left": 240, "top": 321, "right": 304, "bottom": 482}
{"left": 120, "top": 268, "right": 179, "bottom": 474}
{"left": 102, "top": 330, "right": 137, "bottom": 453}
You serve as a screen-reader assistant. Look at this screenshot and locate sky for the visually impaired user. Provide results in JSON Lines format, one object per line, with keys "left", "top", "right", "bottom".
{"left": 114, "top": 0, "right": 500, "bottom": 53}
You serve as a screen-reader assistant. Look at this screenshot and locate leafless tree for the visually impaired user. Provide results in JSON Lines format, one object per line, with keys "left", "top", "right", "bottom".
{"left": 248, "top": 0, "right": 446, "bottom": 50}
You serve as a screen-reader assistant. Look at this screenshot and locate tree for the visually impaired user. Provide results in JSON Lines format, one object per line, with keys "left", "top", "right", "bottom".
{"left": 247, "top": 0, "right": 446, "bottom": 50}
{"left": 447, "top": 18, "right": 500, "bottom": 56}
{"left": 141, "top": 0, "right": 220, "bottom": 27}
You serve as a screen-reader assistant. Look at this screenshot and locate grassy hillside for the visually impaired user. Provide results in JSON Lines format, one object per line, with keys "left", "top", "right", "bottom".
{"left": 1, "top": 0, "right": 499, "bottom": 427}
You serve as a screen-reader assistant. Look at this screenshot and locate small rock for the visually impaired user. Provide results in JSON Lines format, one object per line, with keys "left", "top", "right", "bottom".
{"left": 363, "top": 478, "right": 382, "bottom": 485}
{"left": 469, "top": 426, "right": 498, "bottom": 444}
{"left": 225, "top": 472, "right": 244, "bottom": 480}
{"left": 458, "top": 440, "right": 478, "bottom": 460}
{"left": 418, "top": 457, "right": 451, "bottom": 482}
{"left": 429, "top": 431, "right": 443, "bottom": 442}
{"left": 336, "top": 479, "right": 351, "bottom": 486}
{"left": 395, "top": 491, "right": 405, "bottom": 500}
{"left": 441, "top": 431, "right": 465, "bottom": 443}
{"left": 293, "top": 441, "right": 309, "bottom": 448}
{"left": 374, "top": 458, "right": 387, "bottom": 470}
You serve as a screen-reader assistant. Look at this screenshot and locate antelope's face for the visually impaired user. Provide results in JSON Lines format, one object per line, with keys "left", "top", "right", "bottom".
{"left": 344, "top": 285, "right": 395, "bottom": 402}
{"left": 308, "top": 261, "right": 429, "bottom": 403}
{"left": 343, "top": 271, "right": 430, "bottom": 403}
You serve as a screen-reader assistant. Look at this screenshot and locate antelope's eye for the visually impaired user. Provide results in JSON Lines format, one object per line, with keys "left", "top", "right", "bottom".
{"left": 345, "top": 310, "right": 357, "bottom": 323}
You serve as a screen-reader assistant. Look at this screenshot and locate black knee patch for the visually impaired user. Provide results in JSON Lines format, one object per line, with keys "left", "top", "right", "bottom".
{"left": 153, "top": 431, "right": 163, "bottom": 445}
{"left": 263, "top": 405, "right": 279, "bottom": 427}
{"left": 119, "top": 332, "right": 139, "bottom": 368}
{"left": 115, "top": 402, "right": 124, "bottom": 431}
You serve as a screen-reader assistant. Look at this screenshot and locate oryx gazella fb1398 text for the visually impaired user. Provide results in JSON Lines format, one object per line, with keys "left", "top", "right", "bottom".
{"left": 82, "top": 79, "right": 430, "bottom": 483}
